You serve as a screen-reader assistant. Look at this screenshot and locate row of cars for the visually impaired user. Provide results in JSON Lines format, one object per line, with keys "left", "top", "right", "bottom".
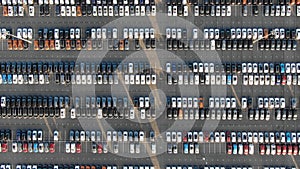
{"left": 12, "top": 141, "right": 55, "bottom": 153}
{"left": 167, "top": 5, "right": 189, "bottom": 16}
{"left": 55, "top": 4, "right": 156, "bottom": 17}
{"left": 241, "top": 97, "right": 295, "bottom": 110}
{"left": 15, "top": 165, "right": 155, "bottom": 169}
{"left": 178, "top": 0, "right": 300, "bottom": 5}
{"left": 0, "top": 0, "right": 34, "bottom": 5}
{"left": 166, "top": 72, "right": 239, "bottom": 85}
{"left": 166, "top": 39, "right": 254, "bottom": 50}
{"left": 2, "top": 5, "right": 32, "bottom": 17}
{"left": 15, "top": 129, "right": 44, "bottom": 141}
{"left": 243, "top": 73, "right": 300, "bottom": 85}
{"left": 263, "top": 5, "right": 299, "bottom": 16}
{"left": 258, "top": 39, "right": 297, "bottom": 50}
{"left": 227, "top": 143, "right": 254, "bottom": 155}
{"left": 203, "top": 28, "right": 300, "bottom": 40}
{"left": 166, "top": 167, "right": 253, "bottom": 169}
{"left": 0, "top": 96, "right": 70, "bottom": 108}
{"left": 227, "top": 131, "right": 300, "bottom": 144}
{"left": 241, "top": 62, "right": 300, "bottom": 74}
{"left": 38, "top": 0, "right": 156, "bottom": 5}
{"left": 167, "top": 131, "right": 300, "bottom": 144}
{"left": 256, "top": 97, "right": 290, "bottom": 109}
{"left": 167, "top": 108, "right": 243, "bottom": 120}
{"left": 0, "top": 61, "right": 154, "bottom": 75}
{"left": 0, "top": 96, "right": 68, "bottom": 118}
{"left": 248, "top": 109, "right": 271, "bottom": 121}
{"left": 274, "top": 108, "right": 297, "bottom": 120}
{"left": 194, "top": 5, "right": 232, "bottom": 16}
{"left": 106, "top": 130, "right": 150, "bottom": 142}
{"left": 166, "top": 131, "right": 226, "bottom": 143}
{"left": 259, "top": 144, "right": 300, "bottom": 155}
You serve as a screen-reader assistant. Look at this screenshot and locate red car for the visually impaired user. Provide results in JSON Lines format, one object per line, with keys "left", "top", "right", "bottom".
{"left": 293, "top": 145, "right": 298, "bottom": 155}
{"left": 49, "top": 143, "right": 55, "bottom": 153}
{"left": 227, "top": 143, "right": 232, "bottom": 154}
{"left": 281, "top": 75, "right": 287, "bottom": 85}
{"left": 97, "top": 143, "right": 103, "bottom": 154}
{"left": 244, "top": 144, "right": 249, "bottom": 155}
{"left": 23, "top": 142, "right": 28, "bottom": 153}
{"left": 2, "top": 142, "right": 7, "bottom": 152}
{"left": 282, "top": 145, "right": 287, "bottom": 155}
{"left": 288, "top": 145, "right": 293, "bottom": 155}
{"left": 76, "top": 142, "right": 81, "bottom": 153}
{"left": 259, "top": 144, "right": 265, "bottom": 155}
{"left": 226, "top": 131, "right": 231, "bottom": 142}
{"left": 277, "top": 145, "right": 282, "bottom": 155}
{"left": 182, "top": 132, "right": 187, "bottom": 142}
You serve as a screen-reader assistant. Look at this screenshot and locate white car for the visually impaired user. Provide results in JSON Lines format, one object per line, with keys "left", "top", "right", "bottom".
{"left": 183, "top": 5, "right": 188, "bottom": 16}
{"left": 53, "top": 130, "right": 59, "bottom": 141}
{"left": 12, "top": 142, "right": 17, "bottom": 153}
{"left": 204, "top": 29, "right": 209, "bottom": 39}
{"left": 29, "top": 6, "right": 34, "bottom": 16}
{"left": 167, "top": 6, "right": 172, "bottom": 16}
{"left": 194, "top": 5, "right": 199, "bottom": 16}
{"left": 65, "top": 143, "right": 70, "bottom": 153}
{"left": 172, "top": 5, "right": 177, "bottom": 16}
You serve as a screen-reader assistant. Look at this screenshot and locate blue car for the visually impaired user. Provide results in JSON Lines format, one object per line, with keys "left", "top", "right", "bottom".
{"left": 7, "top": 74, "right": 12, "bottom": 84}
{"left": 233, "top": 143, "right": 237, "bottom": 154}
{"left": 286, "top": 132, "right": 291, "bottom": 143}
{"left": 2, "top": 74, "right": 7, "bottom": 84}
{"left": 227, "top": 74, "right": 232, "bottom": 85}
{"left": 280, "top": 63, "right": 285, "bottom": 73}
{"left": 183, "top": 143, "right": 188, "bottom": 154}
{"left": 276, "top": 75, "right": 281, "bottom": 85}
{"left": 33, "top": 143, "right": 38, "bottom": 153}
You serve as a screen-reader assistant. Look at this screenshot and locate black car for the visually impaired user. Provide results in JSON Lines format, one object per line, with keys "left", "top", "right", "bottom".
{"left": 39, "top": 5, "right": 44, "bottom": 15}
{"left": 44, "top": 4, "right": 50, "bottom": 16}
{"left": 151, "top": 39, "right": 156, "bottom": 49}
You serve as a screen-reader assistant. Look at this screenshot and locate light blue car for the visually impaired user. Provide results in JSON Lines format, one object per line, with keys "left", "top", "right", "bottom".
{"left": 280, "top": 63, "right": 285, "bottom": 73}
{"left": 2, "top": 74, "right": 7, "bottom": 84}
{"left": 183, "top": 143, "right": 188, "bottom": 154}
{"left": 33, "top": 143, "right": 38, "bottom": 153}
{"left": 227, "top": 74, "right": 232, "bottom": 85}
{"left": 233, "top": 143, "right": 237, "bottom": 154}
{"left": 7, "top": 74, "right": 12, "bottom": 84}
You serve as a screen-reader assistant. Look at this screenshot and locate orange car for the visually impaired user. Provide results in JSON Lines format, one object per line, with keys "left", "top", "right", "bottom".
{"left": 34, "top": 40, "right": 39, "bottom": 50}
{"left": 3, "top": 6, "right": 8, "bottom": 16}
{"left": 66, "top": 39, "right": 71, "bottom": 50}
{"left": 91, "top": 166, "right": 96, "bottom": 169}
{"left": 178, "top": 108, "right": 183, "bottom": 119}
{"left": 50, "top": 40, "right": 55, "bottom": 50}
{"left": 44, "top": 40, "right": 50, "bottom": 50}
{"left": 7, "top": 40, "right": 12, "bottom": 50}
{"left": 80, "top": 166, "right": 85, "bottom": 169}
{"left": 198, "top": 97, "right": 204, "bottom": 108}
{"left": 76, "top": 40, "right": 81, "bottom": 50}
{"left": 18, "top": 40, "right": 23, "bottom": 50}
{"left": 290, "top": 0, "right": 295, "bottom": 4}
{"left": 13, "top": 40, "right": 18, "bottom": 50}
{"left": 77, "top": 6, "right": 82, "bottom": 16}
{"left": 102, "top": 166, "right": 106, "bottom": 169}
{"left": 264, "top": 28, "right": 269, "bottom": 39}
{"left": 297, "top": 0, "right": 300, "bottom": 4}
{"left": 119, "top": 40, "right": 124, "bottom": 51}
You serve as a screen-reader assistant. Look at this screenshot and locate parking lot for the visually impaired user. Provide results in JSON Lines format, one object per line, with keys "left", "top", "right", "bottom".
{"left": 0, "top": 0, "right": 300, "bottom": 167}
